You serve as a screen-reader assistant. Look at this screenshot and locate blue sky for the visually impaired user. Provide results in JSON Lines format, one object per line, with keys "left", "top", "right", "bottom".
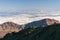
{"left": 0, "top": 0, "right": 60, "bottom": 16}
{"left": 0, "top": 0, "right": 60, "bottom": 10}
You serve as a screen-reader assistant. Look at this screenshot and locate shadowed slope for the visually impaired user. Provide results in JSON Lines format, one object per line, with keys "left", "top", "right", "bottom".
{"left": 25, "top": 18, "right": 59, "bottom": 29}
{"left": 1, "top": 23, "right": 60, "bottom": 40}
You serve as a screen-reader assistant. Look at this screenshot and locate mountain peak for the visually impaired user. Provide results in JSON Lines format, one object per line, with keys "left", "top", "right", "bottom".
{"left": 0, "top": 22, "right": 23, "bottom": 38}
{"left": 45, "top": 18, "right": 59, "bottom": 25}
{"left": 25, "top": 18, "right": 59, "bottom": 28}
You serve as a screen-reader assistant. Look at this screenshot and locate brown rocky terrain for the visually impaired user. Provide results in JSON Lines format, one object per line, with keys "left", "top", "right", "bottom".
{"left": 0, "top": 22, "right": 24, "bottom": 38}
{"left": 46, "top": 18, "right": 59, "bottom": 25}
{"left": 25, "top": 18, "right": 59, "bottom": 28}
{"left": 0, "top": 18, "right": 59, "bottom": 38}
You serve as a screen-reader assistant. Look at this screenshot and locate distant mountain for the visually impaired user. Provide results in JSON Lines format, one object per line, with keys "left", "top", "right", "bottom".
{"left": 1, "top": 23, "right": 60, "bottom": 40}
{"left": 25, "top": 18, "right": 59, "bottom": 28}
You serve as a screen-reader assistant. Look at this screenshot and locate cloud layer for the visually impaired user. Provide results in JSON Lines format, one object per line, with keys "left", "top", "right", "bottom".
{"left": 0, "top": 14, "right": 60, "bottom": 25}
{"left": 0, "top": 9, "right": 60, "bottom": 25}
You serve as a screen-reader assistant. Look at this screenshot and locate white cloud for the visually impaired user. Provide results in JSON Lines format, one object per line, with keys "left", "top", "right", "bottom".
{"left": 0, "top": 13, "right": 60, "bottom": 25}
{"left": 0, "top": 9, "right": 60, "bottom": 25}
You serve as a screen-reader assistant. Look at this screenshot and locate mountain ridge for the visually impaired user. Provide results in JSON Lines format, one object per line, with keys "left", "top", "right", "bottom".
{"left": 1, "top": 23, "right": 60, "bottom": 40}
{"left": 25, "top": 18, "right": 59, "bottom": 28}
{"left": 0, "top": 18, "right": 59, "bottom": 38}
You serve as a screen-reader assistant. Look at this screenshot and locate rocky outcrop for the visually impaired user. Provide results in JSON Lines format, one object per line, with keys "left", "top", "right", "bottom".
{"left": 46, "top": 18, "right": 59, "bottom": 25}
{"left": 25, "top": 18, "right": 59, "bottom": 28}
{"left": 0, "top": 22, "right": 23, "bottom": 38}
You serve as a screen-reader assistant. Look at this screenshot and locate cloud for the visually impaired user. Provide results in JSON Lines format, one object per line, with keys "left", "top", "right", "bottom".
{"left": 0, "top": 13, "right": 60, "bottom": 25}
{"left": 0, "top": 9, "right": 60, "bottom": 25}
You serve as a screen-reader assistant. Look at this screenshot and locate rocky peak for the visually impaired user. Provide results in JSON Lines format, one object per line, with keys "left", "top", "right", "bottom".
{"left": 45, "top": 18, "right": 59, "bottom": 25}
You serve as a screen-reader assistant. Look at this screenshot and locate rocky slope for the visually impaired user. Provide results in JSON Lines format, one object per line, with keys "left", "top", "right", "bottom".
{"left": 0, "top": 18, "right": 59, "bottom": 38}
{"left": 1, "top": 23, "right": 60, "bottom": 40}
{"left": 0, "top": 22, "right": 24, "bottom": 32}
{"left": 25, "top": 18, "right": 59, "bottom": 28}
{"left": 46, "top": 18, "right": 59, "bottom": 25}
{"left": 0, "top": 22, "right": 24, "bottom": 38}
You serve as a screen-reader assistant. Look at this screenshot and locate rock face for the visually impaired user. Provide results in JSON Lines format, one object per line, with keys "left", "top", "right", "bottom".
{"left": 46, "top": 18, "right": 59, "bottom": 25}
{"left": 0, "top": 22, "right": 23, "bottom": 32}
{"left": 0, "top": 22, "right": 23, "bottom": 38}
{"left": 25, "top": 18, "right": 59, "bottom": 28}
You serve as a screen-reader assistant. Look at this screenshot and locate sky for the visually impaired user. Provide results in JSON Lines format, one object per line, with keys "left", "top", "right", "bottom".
{"left": 0, "top": 0, "right": 60, "bottom": 24}
{"left": 0, "top": 0, "right": 60, "bottom": 16}
{"left": 0, "top": 0, "right": 60, "bottom": 11}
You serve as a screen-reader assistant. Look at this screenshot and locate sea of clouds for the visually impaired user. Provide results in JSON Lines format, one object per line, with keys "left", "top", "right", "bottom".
{"left": 0, "top": 9, "right": 60, "bottom": 25}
